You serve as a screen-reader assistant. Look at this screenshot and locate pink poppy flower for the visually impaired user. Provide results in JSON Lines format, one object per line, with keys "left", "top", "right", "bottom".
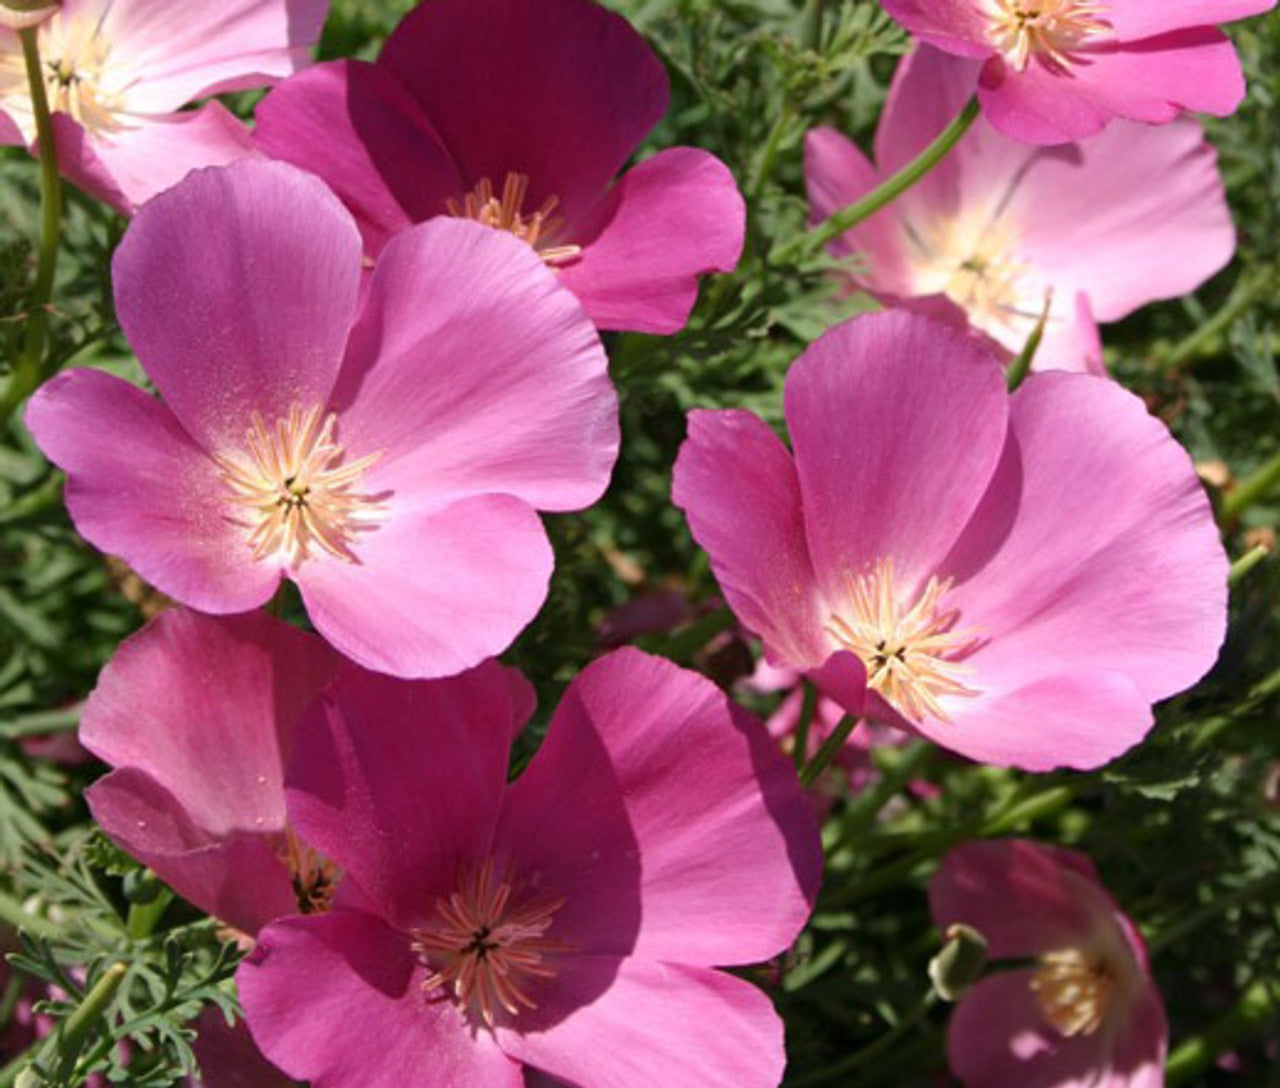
{"left": 26, "top": 159, "right": 619, "bottom": 679}
{"left": 806, "top": 46, "right": 1235, "bottom": 374}
{"left": 0, "top": 0, "right": 327, "bottom": 213}
{"left": 673, "top": 310, "right": 1227, "bottom": 772}
{"left": 238, "top": 648, "right": 822, "bottom": 1088}
{"left": 252, "top": 0, "right": 745, "bottom": 334}
{"left": 878, "top": 0, "right": 1274, "bottom": 144}
{"left": 931, "top": 839, "right": 1167, "bottom": 1088}
{"left": 80, "top": 608, "right": 339, "bottom": 937}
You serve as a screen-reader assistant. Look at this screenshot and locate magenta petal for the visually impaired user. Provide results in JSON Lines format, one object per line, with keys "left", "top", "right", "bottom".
{"left": 1107, "top": 0, "right": 1275, "bottom": 38}
{"left": 785, "top": 312, "right": 1009, "bottom": 595}
{"left": 254, "top": 61, "right": 460, "bottom": 257}
{"left": 379, "top": 0, "right": 668, "bottom": 223}
{"left": 807, "top": 651, "right": 869, "bottom": 721}
{"left": 240, "top": 913, "right": 521, "bottom": 1088}
{"left": 333, "top": 218, "right": 617, "bottom": 513}
{"left": 24, "top": 370, "right": 278, "bottom": 613}
{"left": 497, "top": 649, "right": 821, "bottom": 965}
{"left": 285, "top": 660, "right": 522, "bottom": 930}
{"left": 296, "top": 494, "right": 553, "bottom": 680}
{"left": 86, "top": 770, "right": 296, "bottom": 935}
{"left": 877, "top": 0, "right": 993, "bottom": 57}
{"left": 113, "top": 160, "right": 363, "bottom": 452}
{"left": 556, "top": 148, "right": 746, "bottom": 333}
{"left": 496, "top": 956, "right": 785, "bottom": 1088}
{"left": 672, "top": 409, "right": 828, "bottom": 670}
{"left": 1106, "top": 986, "right": 1169, "bottom": 1088}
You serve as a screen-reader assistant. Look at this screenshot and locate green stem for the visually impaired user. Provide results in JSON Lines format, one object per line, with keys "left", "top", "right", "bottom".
{"left": 0, "top": 888, "right": 60, "bottom": 942}
{"left": 800, "top": 714, "right": 857, "bottom": 787}
{"left": 794, "top": 97, "right": 979, "bottom": 259}
{"left": 1166, "top": 979, "right": 1280, "bottom": 1086}
{"left": 1228, "top": 544, "right": 1270, "bottom": 586}
{"left": 1160, "top": 270, "right": 1274, "bottom": 373}
{"left": 55, "top": 963, "right": 127, "bottom": 1064}
{"left": 1148, "top": 868, "right": 1280, "bottom": 957}
{"left": 0, "top": 26, "right": 64, "bottom": 426}
{"left": 125, "top": 889, "right": 172, "bottom": 942}
{"left": 1220, "top": 449, "right": 1280, "bottom": 524}
{"left": 792, "top": 682, "right": 819, "bottom": 773}
{"left": 1006, "top": 291, "right": 1052, "bottom": 392}
{"left": 800, "top": 0, "right": 825, "bottom": 50}
{"left": 789, "top": 992, "right": 938, "bottom": 1086}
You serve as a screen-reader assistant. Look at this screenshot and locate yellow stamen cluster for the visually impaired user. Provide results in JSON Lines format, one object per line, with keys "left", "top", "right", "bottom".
{"left": 987, "top": 0, "right": 1112, "bottom": 72}
{"left": 1031, "top": 949, "right": 1117, "bottom": 1037}
{"left": 213, "top": 404, "right": 384, "bottom": 566}
{"left": 827, "top": 557, "right": 979, "bottom": 723}
{"left": 447, "top": 173, "right": 583, "bottom": 266}
{"left": 413, "top": 860, "right": 567, "bottom": 1027}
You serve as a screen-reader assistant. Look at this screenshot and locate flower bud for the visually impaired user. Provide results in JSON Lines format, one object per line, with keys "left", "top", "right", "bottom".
{"left": 928, "top": 922, "right": 989, "bottom": 1001}
{"left": 0, "top": 0, "right": 58, "bottom": 31}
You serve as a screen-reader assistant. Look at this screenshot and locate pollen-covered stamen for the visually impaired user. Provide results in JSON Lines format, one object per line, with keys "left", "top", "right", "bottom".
{"left": 1031, "top": 949, "right": 1117, "bottom": 1037}
{"left": 986, "top": 0, "right": 1112, "bottom": 73}
{"left": 827, "top": 557, "right": 979, "bottom": 724}
{"left": 447, "top": 173, "right": 583, "bottom": 266}
{"left": 280, "top": 825, "right": 341, "bottom": 915}
{"left": 413, "top": 859, "right": 568, "bottom": 1028}
{"left": 213, "top": 404, "right": 385, "bottom": 566}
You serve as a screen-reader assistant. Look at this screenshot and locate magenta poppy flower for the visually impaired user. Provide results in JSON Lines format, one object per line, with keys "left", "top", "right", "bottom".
{"left": 931, "top": 839, "right": 1167, "bottom": 1088}
{"left": 237, "top": 648, "right": 822, "bottom": 1088}
{"left": 878, "top": 0, "right": 1274, "bottom": 144}
{"left": 806, "top": 46, "right": 1235, "bottom": 374}
{"left": 80, "top": 608, "right": 339, "bottom": 937}
{"left": 0, "top": 0, "right": 327, "bottom": 213}
{"left": 26, "top": 159, "right": 618, "bottom": 679}
{"left": 252, "top": 0, "right": 745, "bottom": 335}
{"left": 673, "top": 310, "right": 1227, "bottom": 772}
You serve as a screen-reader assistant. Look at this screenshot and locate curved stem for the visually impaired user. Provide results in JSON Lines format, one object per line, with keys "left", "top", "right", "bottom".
{"left": 1220, "top": 449, "right": 1280, "bottom": 525}
{"left": 1166, "top": 979, "right": 1280, "bottom": 1086}
{"left": 800, "top": 714, "right": 857, "bottom": 787}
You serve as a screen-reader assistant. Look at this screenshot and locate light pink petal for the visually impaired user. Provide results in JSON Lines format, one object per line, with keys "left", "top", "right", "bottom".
{"left": 874, "top": 47, "right": 987, "bottom": 179}
{"left": 1031, "top": 292, "right": 1105, "bottom": 375}
{"left": 332, "top": 218, "right": 617, "bottom": 512}
{"left": 1106, "top": 0, "right": 1275, "bottom": 40}
{"left": 877, "top": 0, "right": 992, "bottom": 57}
{"left": 284, "top": 659, "right": 522, "bottom": 930}
{"left": 75, "top": 102, "right": 256, "bottom": 214}
{"left": 979, "top": 32, "right": 1246, "bottom": 145}
{"left": 807, "top": 651, "right": 870, "bottom": 721}
{"left": 1016, "top": 119, "right": 1234, "bottom": 322}
{"left": 497, "top": 649, "right": 821, "bottom": 965}
{"left": 941, "top": 373, "right": 1228, "bottom": 708}
{"left": 24, "top": 370, "right": 279, "bottom": 613}
{"left": 931, "top": 840, "right": 1120, "bottom": 959}
{"left": 672, "top": 409, "right": 828, "bottom": 670}
{"left": 948, "top": 969, "right": 1115, "bottom": 1088}
{"left": 295, "top": 494, "right": 553, "bottom": 680}
{"left": 104, "top": 0, "right": 328, "bottom": 112}
{"left": 379, "top": 0, "right": 668, "bottom": 225}
{"left": 555, "top": 148, "right": 745, "bottom": 334}
{"left": 240, "top": 912, "right": 521, "bottom": 1088}
{"left": 39, "top": 114, "right": 130, "bottom": 213}
{"left": 1106, "top": 985, "right": 1169, "bottom": 1088}
{"left": 496, "top": 956, "right": 785, "bottom": 1088}
{"left": 112, "top": 159, "right": 362, "bottom": 452}
{"left": 80, "top": 608, "right": 335, "bottom": 833}
{"left": 784, "top": 312, "right": 1009, "bottom": 597}
{"left": 254, "top": 60, "right": 460, "bottom": 257}
{"left": 86, "top": 770, "right": 296, "bottom": 935}
{"left": 190, "top": 1009, "right": 297, "bottom": 1088}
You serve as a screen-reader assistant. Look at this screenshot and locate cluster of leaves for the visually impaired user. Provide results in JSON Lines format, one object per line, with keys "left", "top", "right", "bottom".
{"left": 0, "top": 0, "right": 1277, "bottom": 1084}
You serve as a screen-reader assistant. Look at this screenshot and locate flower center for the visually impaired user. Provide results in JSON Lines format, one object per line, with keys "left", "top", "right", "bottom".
{"left": 413, "top": 859, "right": 568, "bottom": 1027}
{"left": 1031, "top": 949, "right": 1116, "bottom": 1037}
{"left": 986, "top": 0, "right": 1112, "bottom": 72}
{"left": 213, "top": 404, "right": 385, "bottom": 566}
{"left": 280, "top": 825, "right": 341, "bottom": 915}
{"left": 826, "top": 557, "right": 979, "bottom": 724}
{"left": 446, "top": 173, "right": 583, "bottom": 266}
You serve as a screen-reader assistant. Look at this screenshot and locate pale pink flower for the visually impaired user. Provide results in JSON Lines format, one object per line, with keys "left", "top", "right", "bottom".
{"left": 931, "top": 839, "right": 1166, "bottom": 1088}
{"left": 252, "top": 0, "right": 745, "bottom": 334}
{"left": 26, "top": 159, "right": 618, "bottom": 679}
{"left": 0, "top": 0, "right": 327, "bottom": 213}
{"left": 673, "top": 310, "right": 1227, "bottom": 771}
{"left": 238, "top": 649, "right": 822, "bottom": 1088}
{"left": 879, "top": 0, "right": 1274, "bottom": 144}
{"left": 806, "top": 46, "right": 1235, "bottom": 373}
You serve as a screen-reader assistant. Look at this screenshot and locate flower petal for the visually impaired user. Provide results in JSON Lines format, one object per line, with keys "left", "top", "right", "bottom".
{"left": 24, "top": 370, "right": 279, "bottom": 613}
{"left": 1105, "top": 0, "right": 1275, "bottom": 40}
{"left": 112, "top": 159, "right": 363, "bottom": 452}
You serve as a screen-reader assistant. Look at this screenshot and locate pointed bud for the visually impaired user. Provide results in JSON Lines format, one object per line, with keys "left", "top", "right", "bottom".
{"left": 928, "top": 923, "right": 989, "bottom": 1001}
{"left": 0, "top": 0, "right": 58, "bottom": 30}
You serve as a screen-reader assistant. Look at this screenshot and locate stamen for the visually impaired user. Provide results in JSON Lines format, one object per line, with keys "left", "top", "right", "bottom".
{"left": 413, "top": 858, "right": 568, "bottom": 1028}
{"left": 826, "top": 557, "right": 979, "bottom": 724}
{"left": 986, "top": 1, "right": 1112, "bottom": 73}
{"left": 280, "top": 825, "right": 341, "bottom": 915}
{"left": 1031, "top": 949, "right": 1116, "bottom": 1037}
{"left": 446, "top": 173, "right": 583, "bottom": 266}
{"left": 212, "top": 404, "right": 385, "bottom": 566}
